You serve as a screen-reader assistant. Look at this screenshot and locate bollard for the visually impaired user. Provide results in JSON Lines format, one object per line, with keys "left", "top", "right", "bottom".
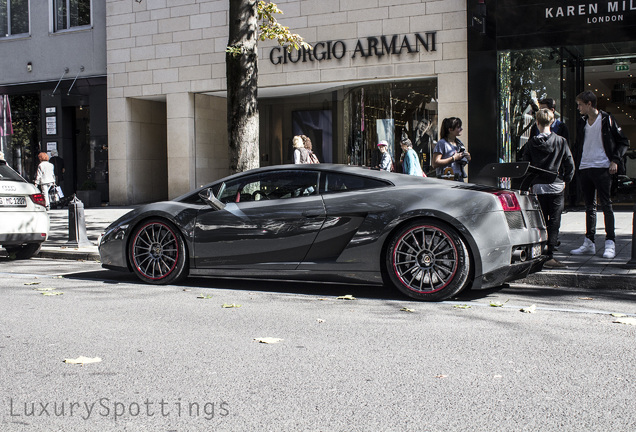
{"left": 66, "top": 194, "right": 93, "bottom": 248}
{"left": 625, "top": 201, "right": 636, "bottom": 269}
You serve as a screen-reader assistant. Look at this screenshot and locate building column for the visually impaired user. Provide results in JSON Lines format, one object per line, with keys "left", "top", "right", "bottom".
{"left": 107, "top": 97, "right": 131, "bottom": 205}
{"left": 167, "top": 92, "right": 196, "bottom": 198}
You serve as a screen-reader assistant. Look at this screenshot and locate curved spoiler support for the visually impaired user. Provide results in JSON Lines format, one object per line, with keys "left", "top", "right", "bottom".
{"left": 474, "top": 162, "right": 557, "bottom": 191}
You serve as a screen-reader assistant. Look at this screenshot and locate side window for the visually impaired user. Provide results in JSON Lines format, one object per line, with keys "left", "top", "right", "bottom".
{"left": 1, "top": 0, "right": 29, "bottom": 38}
{"left": 53, "top": 0, "right": 91, "bottom": 32}
{"left": 215, "top": 171, "right": 319, "bottom": 204}
{"left": 324, "top": 172, "right": 390, "bottom": 194}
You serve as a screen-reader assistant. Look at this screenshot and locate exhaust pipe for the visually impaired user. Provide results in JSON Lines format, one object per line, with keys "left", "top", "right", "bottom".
{"left": 512, "top": 248, "right": 527, "bottom": 262}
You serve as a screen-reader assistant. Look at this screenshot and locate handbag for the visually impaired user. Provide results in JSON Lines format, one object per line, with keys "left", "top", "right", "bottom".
{"left": 49, "top": 185, "right": 63, "bottom": 203}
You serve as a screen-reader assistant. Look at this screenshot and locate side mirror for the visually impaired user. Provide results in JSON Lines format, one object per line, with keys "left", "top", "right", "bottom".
{"left": 198, "top": 187, "right": 226, "bottom": 210}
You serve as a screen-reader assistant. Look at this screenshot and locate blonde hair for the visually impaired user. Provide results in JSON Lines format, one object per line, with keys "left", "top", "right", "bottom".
{"left": 535, "top": 108, "right": 554, "bottom": 128}
{"left": 292, "top": 135, "right": 304, "bottom": 149}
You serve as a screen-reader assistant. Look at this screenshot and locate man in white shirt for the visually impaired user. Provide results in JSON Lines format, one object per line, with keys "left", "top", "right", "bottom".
{"left": 570, "top": 91, "right": 629, "bottom": 259}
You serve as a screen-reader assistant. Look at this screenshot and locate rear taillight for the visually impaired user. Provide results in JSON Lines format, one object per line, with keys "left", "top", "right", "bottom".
{"left": 30, "top": 193, "right": 47, "bottom": 207}
{"left": 493, "top": 191, "right": 521, "bottom": 211}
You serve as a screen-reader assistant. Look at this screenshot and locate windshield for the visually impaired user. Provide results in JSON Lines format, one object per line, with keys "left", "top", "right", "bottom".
{"left": 0, "top": 162, "right": 27, "bottom": 182}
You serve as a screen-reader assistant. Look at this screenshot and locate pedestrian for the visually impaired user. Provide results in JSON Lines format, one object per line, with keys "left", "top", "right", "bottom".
{"left": 529, "top": 98, "right": 570, "bottom": 142}
{"left": 292, "top": 135, "right": 310, "bottom": 164}
{"left": 432, "top": 117, "right": 470, "bottom": 181}
{"left": 49, "top": 150, "right": 65, "bottom": 185}
{"left": 301, "top": 135, "right": 320, "bottom": 164}
{"left": 521, "top": 108, "right": 575, "bottom": 268}
{"left": 400, "top": 137, "right": 425, "bottom": 176}
{"left": 570, "top": 90, "right": 629, "bottom": 259}
{"left": 376, "top": 140, "right": 394, "bottom": 171}
{"left": 34, "top": 152, "right": 55, "bottom": 210}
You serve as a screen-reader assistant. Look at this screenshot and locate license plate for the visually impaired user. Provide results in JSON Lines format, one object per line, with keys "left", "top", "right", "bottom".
{"left": 531, "top": 244, "right": 542, "bottom": 258}
{"left": 0, "top": 196, "right": 27, "bottom": 207}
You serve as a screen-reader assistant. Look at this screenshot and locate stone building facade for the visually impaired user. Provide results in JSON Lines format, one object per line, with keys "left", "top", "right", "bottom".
{"left": 106, "top": 0, "right": 468, "bottom": 204}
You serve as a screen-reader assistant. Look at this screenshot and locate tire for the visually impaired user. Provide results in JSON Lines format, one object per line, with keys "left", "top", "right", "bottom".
{"left": 385, "top": 220, "right": 470, "bottom": 301}
{"left": 129, "top": 219, "right": 188, "bottom": 285}
{"left": 4, "top": 243, "right": 42, "bottom": 260}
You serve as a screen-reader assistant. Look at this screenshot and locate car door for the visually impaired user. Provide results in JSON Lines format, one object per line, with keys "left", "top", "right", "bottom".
{"left": 193, "top": 169, "right": 325, "bottom": 269}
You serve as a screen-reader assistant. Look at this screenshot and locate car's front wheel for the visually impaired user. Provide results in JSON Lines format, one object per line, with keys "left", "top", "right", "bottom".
{"left": 129, "top": 219, "right": 188, "bottom": 284}
{"left": 385, "top": 220, "right": 470, "bottom": 301}
{"left": 3, "top": 243, "right": 42, "bottom": 260}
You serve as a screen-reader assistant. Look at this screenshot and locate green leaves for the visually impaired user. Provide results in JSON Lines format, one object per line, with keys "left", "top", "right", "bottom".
{"left": 257, "top": 1, "right": 311, "bottom": 52}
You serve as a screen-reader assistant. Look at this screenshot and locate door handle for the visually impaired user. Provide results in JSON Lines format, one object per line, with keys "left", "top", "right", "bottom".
{"left": 302, "top": 210, "right": 322, "bottom": 218}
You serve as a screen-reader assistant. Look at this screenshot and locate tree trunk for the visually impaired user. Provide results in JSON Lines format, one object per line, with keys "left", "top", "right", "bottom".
{"left": 227, "top": 0, "right": 260, "bottom": 174}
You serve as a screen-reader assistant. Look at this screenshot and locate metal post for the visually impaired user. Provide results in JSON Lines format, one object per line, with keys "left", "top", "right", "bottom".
{"left": 625, "top": 201, "right": 636, "bottom": 269}
{"left": 66, "top": 195, "right": 92, "bottom": 248}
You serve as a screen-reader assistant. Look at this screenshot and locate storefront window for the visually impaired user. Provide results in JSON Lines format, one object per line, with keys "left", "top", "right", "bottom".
{"left": 498, "top": 48, "right": 562, "bottom": 165}
{"left": 259, "top": 79, "right": 438, "bottom": 172}
{"left": 344, "top": 80, "right": 438, "bottom": 172}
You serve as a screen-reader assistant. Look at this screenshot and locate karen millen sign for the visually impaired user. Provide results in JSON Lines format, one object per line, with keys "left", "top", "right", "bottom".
{"left": 545, "top": 1, "right": 636, "bottom": 23}
{"left": 269, "top": 32, "right": 437, "bottom": 65}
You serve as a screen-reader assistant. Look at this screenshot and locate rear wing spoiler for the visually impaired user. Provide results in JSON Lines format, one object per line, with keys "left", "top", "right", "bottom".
{"left": 474, "top": 162, "right": 557, "bottom": 192}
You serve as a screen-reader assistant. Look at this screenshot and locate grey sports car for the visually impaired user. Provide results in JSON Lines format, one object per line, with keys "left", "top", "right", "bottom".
{"left": 98, "top": 164, "right": 547, "bottom": 301}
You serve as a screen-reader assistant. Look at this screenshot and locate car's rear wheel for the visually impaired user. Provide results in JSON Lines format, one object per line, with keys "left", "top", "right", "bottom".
{"left": 129, "top": 219, "right": 188, "bottom": 284}
{"left": 4, "top": 243, "right": 42, "bottom": 260}
{"left": 385, "top": 220, "right": 470, "bottom": 301}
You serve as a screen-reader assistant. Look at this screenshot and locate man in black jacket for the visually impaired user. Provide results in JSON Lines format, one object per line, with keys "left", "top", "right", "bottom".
{"left": 522, "top": 108, "right": 575, "bottom": 268}
{"left": 570, "top": 91, "right": 629, "bottom": 259}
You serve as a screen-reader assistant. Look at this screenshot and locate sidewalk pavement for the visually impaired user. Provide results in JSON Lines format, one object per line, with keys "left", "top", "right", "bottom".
{"left": 12, "top": 205, "right": 636, "bottom": 290}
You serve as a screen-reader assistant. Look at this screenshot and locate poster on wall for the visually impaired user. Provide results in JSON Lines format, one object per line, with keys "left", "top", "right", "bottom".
{"left": 376, "top": 119, "right": 395, "bottom": 159}
{"left": 292, "top": 110, "right": 333, "bottom": 163}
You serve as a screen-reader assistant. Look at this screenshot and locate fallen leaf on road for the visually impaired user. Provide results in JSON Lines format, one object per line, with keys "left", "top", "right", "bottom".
{"left": 613, "top": 317, "right": 636, "bottom": 326}
{"left": 197, "top": 294, "right": 213, "bottom": 299}
{"left": 222, "top": 303, "right": 241, "bottom": 308}
{"left": 63, "top": 356, "right": 102, "bottom": 365}
{"left": 453, "top": 304, "right": 471, "bottom": 309}
{"left": 337, "top": 295, "right": 357, "bottom": 300}
{"left": 41, "top": 291, "right": 63, "bottom": 296}
{"left": 24, "top": 282, "right": 40, "bottom": 286}
{"left": 400, "top": 307, "right": 415, "bottom": 313}
{"left": 520, "top": 305, "right": 537, "bottom": 313}
{"left": 610, "top": 313, "right": 627, "bottom": 317}
{"left": 490, "top": 299, "right": 509, "bottom": 307}
{"left": 254, "top": 337, "right": 283, "bottom": 344}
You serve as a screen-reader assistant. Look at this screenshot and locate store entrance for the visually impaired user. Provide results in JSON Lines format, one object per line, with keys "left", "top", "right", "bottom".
{"left": 499, "top": 42, "right": 636, "bottom": 205}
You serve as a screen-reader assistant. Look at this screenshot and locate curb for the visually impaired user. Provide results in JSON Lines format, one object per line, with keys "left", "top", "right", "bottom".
{"left": 37, "top": 247, "right": 100, "bottom": 262}
{"left": 521, "top": 271, "right": 636, "bottom": 290}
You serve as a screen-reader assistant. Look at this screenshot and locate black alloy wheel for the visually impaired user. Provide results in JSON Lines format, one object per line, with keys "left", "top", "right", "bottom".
{"left": 386, "top": 220, "right": 470, "bottom": 301}
{"left": 129, "top": 219, "right": 188, "bottom": 284}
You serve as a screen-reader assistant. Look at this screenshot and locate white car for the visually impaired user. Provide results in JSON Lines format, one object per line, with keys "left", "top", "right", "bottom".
{"left": 0, "top": 159, "right": 49, "bottom": 259}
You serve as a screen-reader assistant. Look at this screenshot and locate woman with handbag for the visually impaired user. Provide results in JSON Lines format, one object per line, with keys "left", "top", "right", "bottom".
{"left": 34, "top": 152, "right": 56, "bottom": 210}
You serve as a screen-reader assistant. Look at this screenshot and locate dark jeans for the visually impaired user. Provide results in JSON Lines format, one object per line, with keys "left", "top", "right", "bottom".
{"left": 537, "top": 192, "right": 564, "bottom": 258}
{"left": 578, "top": 168, "right": 615, "bottom": 242}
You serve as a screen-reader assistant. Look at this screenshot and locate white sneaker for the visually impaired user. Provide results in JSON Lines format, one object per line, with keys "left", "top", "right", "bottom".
{"left": 570, "top": 238, "right": 596, "bottom": 255}
{"left": 603, "top": 240, "right": 616, "bottom": 259}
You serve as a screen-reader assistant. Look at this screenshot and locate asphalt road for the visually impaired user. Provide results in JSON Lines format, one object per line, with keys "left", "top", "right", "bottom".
{"left": 1, "top": 257, "right": 635, "bottom": 432}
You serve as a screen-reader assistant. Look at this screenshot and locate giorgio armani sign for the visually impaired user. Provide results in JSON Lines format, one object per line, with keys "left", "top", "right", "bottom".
{"left": 269, "top": 32, "right": 437, "bottom": 65}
